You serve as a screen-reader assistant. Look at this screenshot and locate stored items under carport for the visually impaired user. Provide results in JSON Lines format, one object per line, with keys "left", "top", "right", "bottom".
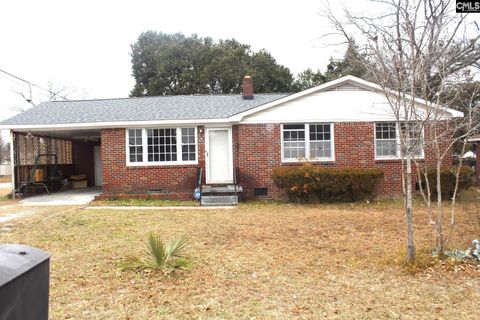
{"left": 21, "top": 153, "right": 64, "bottom": 195}
{"left": 70, "top": 174, "right": 87, "bottom": 189}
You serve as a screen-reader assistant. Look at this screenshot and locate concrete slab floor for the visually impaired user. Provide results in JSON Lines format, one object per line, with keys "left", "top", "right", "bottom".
{"left": 20, "top": 187, "right": 102, "bottom": 206}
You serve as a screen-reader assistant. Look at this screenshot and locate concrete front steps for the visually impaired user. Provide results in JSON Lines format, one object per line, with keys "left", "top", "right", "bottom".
{"left": 200, "top": 185, "right": 243, "bottom": 206}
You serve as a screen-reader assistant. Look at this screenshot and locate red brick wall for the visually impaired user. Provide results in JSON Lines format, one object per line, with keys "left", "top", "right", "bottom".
{"left": 101, "top": 122, "right": 454, "bottom": 201}
{"left": 101, "top": 128, "right": 205, "bottom": 199}
{"left": 237, "top": 122, "right": 453, "bottom": 200}
{"left": 237, "top": 124, "right": 281, "bottom": 199}
{"left": 238, "top": 123, "right": 403, "bottom": 199}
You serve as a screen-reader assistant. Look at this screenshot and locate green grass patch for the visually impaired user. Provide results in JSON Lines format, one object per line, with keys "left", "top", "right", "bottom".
{"left": 90, "top": 198, "right": 199, "bottom": 207}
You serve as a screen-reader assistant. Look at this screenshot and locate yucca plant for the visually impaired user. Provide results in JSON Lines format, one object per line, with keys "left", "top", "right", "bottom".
{"left": 121, "top": 233, "right": 190, "bottom": 273}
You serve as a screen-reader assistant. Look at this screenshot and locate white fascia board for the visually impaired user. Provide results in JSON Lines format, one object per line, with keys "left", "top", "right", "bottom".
{"left": 230, "top": 75, "right": 464, "bottom": 121}
{"left": 239, "top": 118, "right": 398, "bottom": 124}
{"left": 0, "top": 118, "right": 234, "bottom": 131}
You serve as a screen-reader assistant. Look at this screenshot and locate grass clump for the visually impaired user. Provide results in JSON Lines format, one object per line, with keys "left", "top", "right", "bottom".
{"left": 121, "top": 233, "right": 190, "bottom": 275}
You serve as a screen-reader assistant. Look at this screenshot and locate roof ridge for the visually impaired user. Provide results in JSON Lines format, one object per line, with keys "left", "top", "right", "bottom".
{"left": 50, "top": 92, "right": 288, "bottom": 103}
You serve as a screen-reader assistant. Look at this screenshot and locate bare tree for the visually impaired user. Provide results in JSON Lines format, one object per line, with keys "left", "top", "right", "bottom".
{"left": 0, "top": 136, "right": 6, "bottom": 164}
{"left": 325, "top": 0, "right": 480, "bottom": 262}
{"left": 11, "top": 80, "right": 75, "bottom": 114}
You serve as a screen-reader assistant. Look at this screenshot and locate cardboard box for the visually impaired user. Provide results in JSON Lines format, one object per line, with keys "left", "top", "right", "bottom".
{"left": 33, "top": 169, "right": 44, "bottom": 182}
{"left": 70, "top": 174, "right": 87, "bottom": 180}
{"left": 71, "top": 180, "right": 87, "bottom": 189}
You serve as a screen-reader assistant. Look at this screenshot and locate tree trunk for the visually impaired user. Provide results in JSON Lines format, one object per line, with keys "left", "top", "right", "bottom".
{"left": 405, "top": 155, "right": 416, "bottom": 263}
{"left": 435, "top": 160, "right": 443, "bottom": 253}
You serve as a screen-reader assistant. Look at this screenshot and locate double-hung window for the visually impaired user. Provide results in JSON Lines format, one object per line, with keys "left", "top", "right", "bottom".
{"left": 375, "top": 122, "right": 423, "bottom": 159}
{"left": 375, "top": 122, "right": 397, "bottom": 158}
{"left": 283, "top": 124, "right": 306, "bottom": 160}
{"left": 128, "top": 129, "right": 143, "bottom": 163}
{"left": 282, "top": 123, "right": 334, "bottom": 162}
{"left": 309, "top": 124, "right": 332, "bottom": 159}
{"left": 181, "top": 128, "right": 196, "bottom": 161}
{"left": 401, "top": 123, "right": 424, "bottom": 158}
{"left": 126, "top": 127, "right": 197, "bottom": 165}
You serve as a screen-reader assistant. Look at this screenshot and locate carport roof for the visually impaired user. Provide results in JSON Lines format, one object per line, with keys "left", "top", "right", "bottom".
{"left": 0, "top": 93, "right": 287, "bottom": 128}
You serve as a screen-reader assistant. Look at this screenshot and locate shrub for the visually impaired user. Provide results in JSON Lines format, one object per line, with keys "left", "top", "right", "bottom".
{"left": 121, "top": 233, "right": 190, "bottom": 274}
{"left": 272, "top": 165, "right": 384, "bottom": 203}
{"left": 419, "top": 166, "right": 475, "bottom": 199}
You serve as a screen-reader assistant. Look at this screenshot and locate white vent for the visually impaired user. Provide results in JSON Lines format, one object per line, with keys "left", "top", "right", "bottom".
{"left": 328, "top": 83, "right": 366, "bottom": 91}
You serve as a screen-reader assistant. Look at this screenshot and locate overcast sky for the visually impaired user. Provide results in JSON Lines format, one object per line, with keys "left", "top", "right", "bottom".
{"left": 0, "top": 0, "right": 358, "bottom": 128}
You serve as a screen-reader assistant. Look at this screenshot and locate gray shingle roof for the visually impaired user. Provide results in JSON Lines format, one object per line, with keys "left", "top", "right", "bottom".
{"left": 1, "top": 93, "right": 287, "bottom": 126}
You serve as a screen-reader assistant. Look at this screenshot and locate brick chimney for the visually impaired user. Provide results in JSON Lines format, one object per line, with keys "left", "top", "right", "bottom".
{"left": 242, "top": 75, "right": 253, "bottom": 99}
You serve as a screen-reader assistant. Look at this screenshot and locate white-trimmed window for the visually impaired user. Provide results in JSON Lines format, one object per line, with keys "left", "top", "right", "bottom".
{"left": 283, "top": 124, "right": 306, "bottom": 160}
{"left": 282, "top": 123, "right": 334, "bottom": 162}
{"left": 128, "top": 129, "right": 143, "bottom": 163}
{"left": 401, "top": 123, "right": 424, "bottom": 158}
{"left": 181, "top": 128, "right": 196, "bottom": 161}
{"left": 126, "top": 127, "right": 197, "bottom": 165}
{"left": 147, "top": 128, "right": 177, "bottom": 162}
{"left": 375, "top": 122, "right": 397, "bottom": 158}
{"left": 375, "top": 122, "right": 424, "bottom": 159}
{"left": 309, "top": 124, "right": 332, "bottom": 159}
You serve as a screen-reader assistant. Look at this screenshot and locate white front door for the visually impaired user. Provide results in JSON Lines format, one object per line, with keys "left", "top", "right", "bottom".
{"left": 206, "top": 128, "right": 233, "bottom": 184}
{"left": 94, "top": 146, "right": 103, "bottom": 186}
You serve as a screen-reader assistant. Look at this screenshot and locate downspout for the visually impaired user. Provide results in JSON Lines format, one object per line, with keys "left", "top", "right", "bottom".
{"left": 9, "top": 130, "right": 15, "bottom": 199}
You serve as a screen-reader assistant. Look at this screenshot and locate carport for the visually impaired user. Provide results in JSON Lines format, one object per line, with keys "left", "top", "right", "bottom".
{"left": 8, "top": 129, "right": 102, "bottom": 199}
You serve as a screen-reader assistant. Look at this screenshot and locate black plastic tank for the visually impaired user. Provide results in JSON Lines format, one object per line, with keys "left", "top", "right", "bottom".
{"left": 0, "top": 244, "right": 50, "bottom": 320}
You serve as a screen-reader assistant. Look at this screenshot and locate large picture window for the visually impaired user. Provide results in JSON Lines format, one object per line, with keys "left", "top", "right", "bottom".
{"left": 147, "top": 128, "right": 177, "bottom": 162}
{"left": 375, "top": 122, "right": 423, "bottom": 159}
{"left": 127, "top": 127, "right": 197, "bottom": 165}
{"left": 282, "top": 123, "right": 334, "bottom": 162}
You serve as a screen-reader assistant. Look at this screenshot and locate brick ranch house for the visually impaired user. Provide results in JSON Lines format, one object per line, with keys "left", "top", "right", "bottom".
{"left": 0, "top": 75, "right": 463, "bottom": 203}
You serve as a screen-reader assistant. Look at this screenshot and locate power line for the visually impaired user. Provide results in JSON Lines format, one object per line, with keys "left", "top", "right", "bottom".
{"left": 0, "top": 73, "right": 56, "bottom": 102}
{"left": 0, "top": 68, "right": 70, "bottom": 101}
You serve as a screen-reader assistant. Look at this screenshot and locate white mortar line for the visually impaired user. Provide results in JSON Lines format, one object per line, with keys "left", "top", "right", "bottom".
{"left": 85, "top": 206, "right": 236, "bottom": 210}
{"left": 18, "top": 203, "right": 88, "bottom": 206}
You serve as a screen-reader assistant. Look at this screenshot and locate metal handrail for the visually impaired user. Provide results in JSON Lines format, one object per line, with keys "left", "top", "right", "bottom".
{"left": 197, "top": 167, "right": 203, "bottom": 192}
{"left": 195, "top": 167, "right": 203, "bottom": 202}
{"left": 233, "top": 167, "right": 239, "bottom": 199}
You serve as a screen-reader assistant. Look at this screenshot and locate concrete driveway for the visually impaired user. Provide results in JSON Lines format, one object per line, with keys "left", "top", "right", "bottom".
{"left": 20, "top": 187, "right": 102, "bottom": 206}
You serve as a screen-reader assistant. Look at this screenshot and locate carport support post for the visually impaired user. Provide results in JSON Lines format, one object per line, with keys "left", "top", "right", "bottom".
{"left": 9, "top": 130, "right": 15, "bottom": 199}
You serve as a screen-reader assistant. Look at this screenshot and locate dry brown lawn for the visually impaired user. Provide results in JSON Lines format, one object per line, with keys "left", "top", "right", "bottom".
{"left": 0, "top": 176, "right": 11, "bottom": 183}
{"left": 0, "top": 186, "right": 13, "bottom": 205}
{"left": 1, "top": 200, "right": 480, "bottom": 319}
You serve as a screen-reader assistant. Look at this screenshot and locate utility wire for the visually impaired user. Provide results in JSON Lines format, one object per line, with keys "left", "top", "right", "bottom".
{"left": 0, "top": 68, "right": 70, "bottom": 101}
